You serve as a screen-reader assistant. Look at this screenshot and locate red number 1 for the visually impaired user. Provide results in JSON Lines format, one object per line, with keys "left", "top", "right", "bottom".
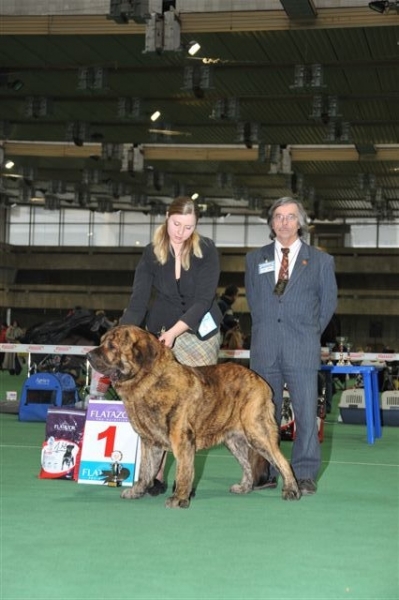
{"left": 97, "top": 425, "right": 117, "bottom": 457}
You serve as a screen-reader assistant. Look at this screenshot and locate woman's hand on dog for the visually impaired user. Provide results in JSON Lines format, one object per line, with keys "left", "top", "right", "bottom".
{"left": 158, "top": 320, "right": 190, "bottom": 348}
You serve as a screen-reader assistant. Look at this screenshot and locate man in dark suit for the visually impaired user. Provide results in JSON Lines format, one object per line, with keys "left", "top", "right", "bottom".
{"left": 245, "top": 197, "right": 337, "bottom": 495}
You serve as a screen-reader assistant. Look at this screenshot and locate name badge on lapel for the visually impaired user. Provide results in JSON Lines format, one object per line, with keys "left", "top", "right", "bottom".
{"left": 258, "top": 261, "right": 275, "bottom": 275}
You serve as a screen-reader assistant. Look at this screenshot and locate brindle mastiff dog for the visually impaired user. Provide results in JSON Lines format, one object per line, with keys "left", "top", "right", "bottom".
{"left": 87, "top": 325, "right": 301, "bottom": 508}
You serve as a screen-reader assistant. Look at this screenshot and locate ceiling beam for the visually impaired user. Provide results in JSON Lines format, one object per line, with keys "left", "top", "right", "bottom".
{"left": 1, "top": 7, "right": 399, "bottom": 36}
{"left": 4, "top": 141, "right": 399, "bottom": 162}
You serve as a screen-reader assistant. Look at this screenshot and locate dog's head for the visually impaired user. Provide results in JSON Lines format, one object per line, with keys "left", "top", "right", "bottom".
{"left": 86, "top": 325, "right": 164, "bottom": 386}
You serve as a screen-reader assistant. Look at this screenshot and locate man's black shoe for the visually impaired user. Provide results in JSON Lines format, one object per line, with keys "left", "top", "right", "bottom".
{"left": 147, "top": 478, "right": 167, "bottom": 496}
{"left": 298, "top": 478, "right": 317, "bottom": 495}
{"left": 253, "top": 475, "right": 278, "bottom": 490}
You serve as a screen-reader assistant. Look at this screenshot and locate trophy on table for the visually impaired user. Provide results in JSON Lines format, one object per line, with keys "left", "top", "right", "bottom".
{"left": 326, "top": 342, "right": 335, "bottom": 365}
{"left": 345, "top": 341, "right": 352, "bottom": 365}
{"left": 336, "top": 336, "right": 347, "bottom": 366}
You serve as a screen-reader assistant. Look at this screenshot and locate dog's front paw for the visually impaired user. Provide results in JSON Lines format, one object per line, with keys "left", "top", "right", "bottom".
{"left": 165, "top": 495, "right": 191, "bottom": 509}
{"left": 282, "top": 485, "right": 301, "bottom": 501}
{"left": 120, "top": 484, "right": 146, "bottom": 500}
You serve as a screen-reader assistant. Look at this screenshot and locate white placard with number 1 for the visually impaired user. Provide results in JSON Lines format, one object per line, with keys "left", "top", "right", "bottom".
{"left": 78, "top": 398, "right": 140, "bottom": 486}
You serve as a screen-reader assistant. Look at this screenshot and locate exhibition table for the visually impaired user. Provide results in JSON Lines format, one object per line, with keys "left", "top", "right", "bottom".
{"left": 321, "top": 365, "right": 382, "bottom": 445}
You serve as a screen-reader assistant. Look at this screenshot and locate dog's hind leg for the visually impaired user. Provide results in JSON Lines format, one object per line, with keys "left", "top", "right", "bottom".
{"left": 247, "top": 430, "right": 301, "bottom": 501}
{"left": 242, "top": 392, "right": 301, "bottom": 501}
{"left": 224, "top": 433, "right": 254, "bottom": 494}
{"left": 121, "top": 442, "right": 164, "bottom": 500}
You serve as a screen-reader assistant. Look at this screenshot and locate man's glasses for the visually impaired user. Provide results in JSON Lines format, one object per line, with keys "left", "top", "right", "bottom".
{"left": 273, "top": 214, "right": 298, "bottom": 223}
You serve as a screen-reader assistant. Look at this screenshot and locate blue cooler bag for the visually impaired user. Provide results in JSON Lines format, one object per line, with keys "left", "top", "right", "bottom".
{"left": 19, "top": 372, "right": 78, "bottom": 422}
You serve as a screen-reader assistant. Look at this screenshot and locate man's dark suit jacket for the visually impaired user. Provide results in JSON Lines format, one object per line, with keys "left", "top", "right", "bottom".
{"left": 245, "top": 241, "right": 338, "bottom": 373}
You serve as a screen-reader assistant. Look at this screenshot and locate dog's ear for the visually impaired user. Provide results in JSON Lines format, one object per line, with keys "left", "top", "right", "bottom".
{"left": 131, "top": 328, "right": 162, "bottom": 369}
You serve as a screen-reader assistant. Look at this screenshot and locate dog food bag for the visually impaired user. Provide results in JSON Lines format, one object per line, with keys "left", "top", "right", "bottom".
{"left": 39, "top": 407, "right": 87, "bottom": 480}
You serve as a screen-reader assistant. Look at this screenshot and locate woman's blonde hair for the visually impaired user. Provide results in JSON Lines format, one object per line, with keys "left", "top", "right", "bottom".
{"left": 153, "top": 197, "right": 202, "bottom": 270}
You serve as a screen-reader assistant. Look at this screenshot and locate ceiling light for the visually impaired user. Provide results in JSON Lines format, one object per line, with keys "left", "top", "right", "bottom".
{"left": 0, "top": 75, "right": 24, "bottom": 91}
{"left": 368, "top": 1, "right": 398, "bottom": 12}
{"left": 143, "top": 8, "right": 180, "bottom": 53}
{"left": 290, "top": 64, "right": 325, "bottom": 90}
{"left": 324, "top": 121, "right": 351, "bottom": 144}
{"left": 258, "top": 143, "right": 266, "bottom": 162}
{"left": 216, "top": 172, "right": 233, "bottom": 188}
{"left": 182, "top": 65, "right": 212, "bottom": 99}
{"left": 5, "top": 160, "right": 14, "bottom": 169}
{"left": 237, "top": 122, "right": 259, "bottom": 149}
{"left": 150, "top": 110, "right": 161, "bottom": 122}
{"left": 118, "top": 97, "right": 140, "bottom": 119}
{"left": 77, "top": 66, "right": 108, "bottom": 91}
{"left": 31, "top": 190, "right": 45, "bottom": 203}
{"left": 107, "top": 0, "right": 138, "bottom": 24}
{"left": 120, "top": 144, "right": 144, "bottom": 174}
{"left": 66, "top": 121, "right": 89, "bottom": 147}
{"left": 9, "top": 79, "right": 24, "bottom": 91}
{"left": 102, "top": 143, "right": 123, "bottom": 161}
{"left": 188, "top": 41, "right": 201, "bottom": 56}
{"left": 211, "top": 97, "right": 240, "bottom": 120}
{"left": 25, "top": 96, "right": 52, "bottom": 118}
{"left": 191, "top": 192, "right": 199, "bottom": 200}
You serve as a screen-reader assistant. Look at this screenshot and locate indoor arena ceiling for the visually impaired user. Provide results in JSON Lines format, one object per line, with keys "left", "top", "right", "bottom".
{"left": 1, "top": 2, "right": 399, "bottom": 222}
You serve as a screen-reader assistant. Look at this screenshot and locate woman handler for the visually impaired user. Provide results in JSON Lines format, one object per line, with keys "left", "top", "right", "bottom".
{"left": 120, "top": 196, "right": 222, "bottom": 494}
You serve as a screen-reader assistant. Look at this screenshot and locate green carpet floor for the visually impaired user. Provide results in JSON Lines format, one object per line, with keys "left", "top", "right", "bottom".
{"left": 1, "top": 369, "right": 399, "bottom": 600}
